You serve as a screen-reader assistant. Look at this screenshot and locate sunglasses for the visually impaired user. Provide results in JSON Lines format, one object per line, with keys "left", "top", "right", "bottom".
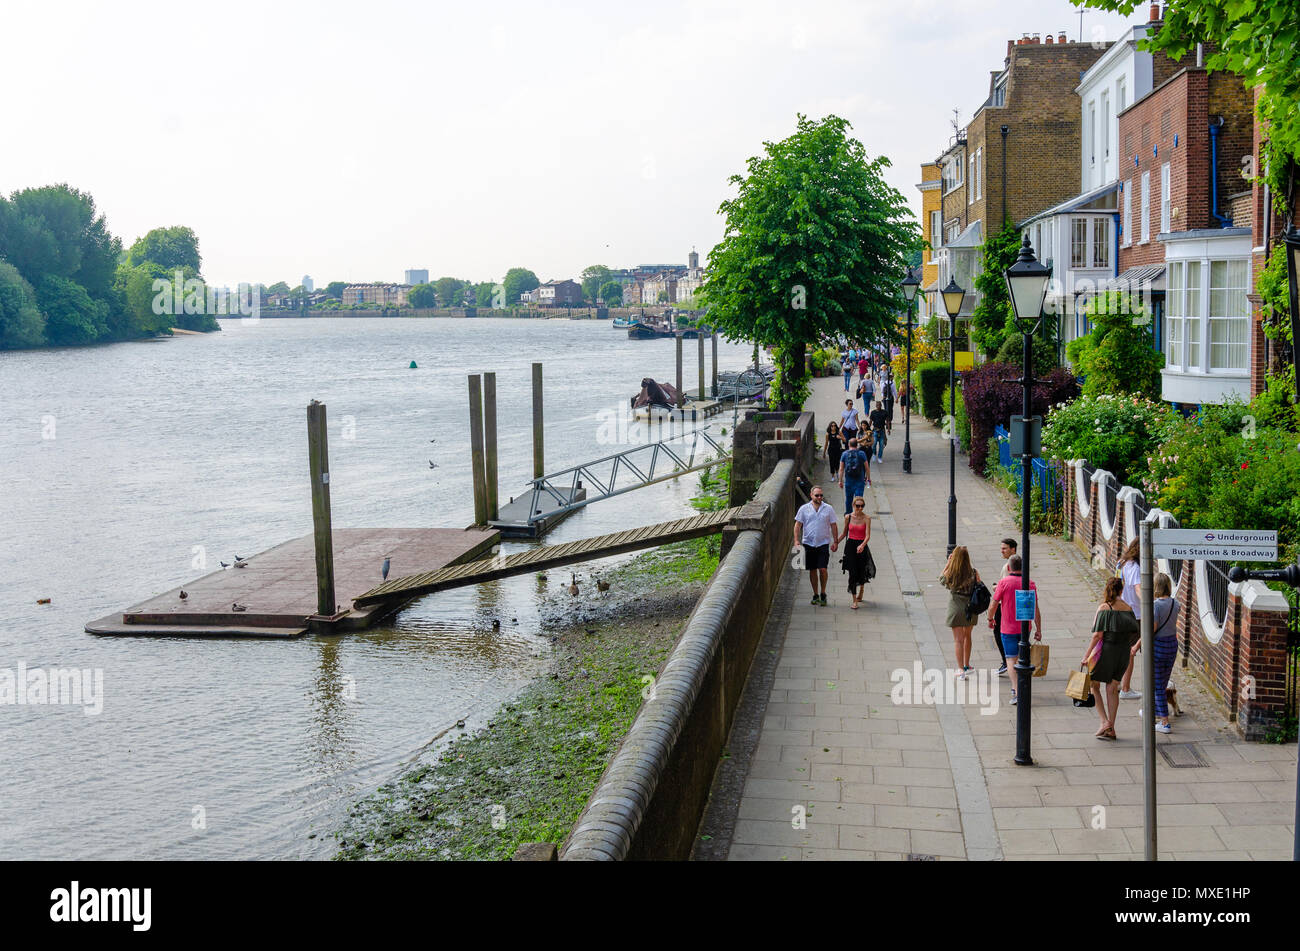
{"left": 812, "top": 493, "right": 823, "bottom": 498}
{"left": 854, "top": 502, "right": 864, "bottom": 508}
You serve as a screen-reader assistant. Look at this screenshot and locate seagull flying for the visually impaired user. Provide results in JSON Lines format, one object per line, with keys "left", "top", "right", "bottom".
{"left": 429, "top": 460, "right": 438, "bottom": 469}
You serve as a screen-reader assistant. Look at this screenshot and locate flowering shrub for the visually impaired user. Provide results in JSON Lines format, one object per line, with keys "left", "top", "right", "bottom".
{"left": 1145, "top": 400, "right": 1300, "bottom": 562}
{"left": 890, "top": 324, "right": 944, "bottom": 383}
{"left": 962, "top": 362, "right": 1079, "bottom": 474}
{"left": 1040, "top": 393, "right": 1176, "bottom": 485}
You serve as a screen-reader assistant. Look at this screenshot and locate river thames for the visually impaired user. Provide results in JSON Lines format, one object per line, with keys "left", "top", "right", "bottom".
{"left": 0, "top": 317, "right": 759, "bottom": 858}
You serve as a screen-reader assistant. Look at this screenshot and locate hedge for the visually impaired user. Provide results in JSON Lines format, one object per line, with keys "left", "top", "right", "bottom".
{"left": 941, "top": 383, "right": 971, "bottom": 452}
{"left": 915, "top": 361, "right": 949, "bottom": 422}
{"left": 962, "top": 361, "right": 1079, "bottom": 474}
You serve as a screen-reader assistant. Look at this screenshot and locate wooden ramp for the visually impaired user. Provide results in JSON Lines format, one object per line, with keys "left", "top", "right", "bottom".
{"left": 354, "top": 508, "right": 743, "bottom": 608}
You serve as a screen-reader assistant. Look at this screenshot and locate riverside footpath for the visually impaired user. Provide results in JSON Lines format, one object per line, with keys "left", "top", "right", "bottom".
{"left": 701, "top": 374, "right": 1297, "bottom": 861}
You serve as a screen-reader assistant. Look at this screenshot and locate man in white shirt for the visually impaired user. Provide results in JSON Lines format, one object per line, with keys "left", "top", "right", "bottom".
{"left": 794, "top": 486, "right": 840, "bottom": 606}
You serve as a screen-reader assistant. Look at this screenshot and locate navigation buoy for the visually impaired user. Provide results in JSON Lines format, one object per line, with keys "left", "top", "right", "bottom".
{"left": 409, "top": 360, "right": 418, "bottom": 369}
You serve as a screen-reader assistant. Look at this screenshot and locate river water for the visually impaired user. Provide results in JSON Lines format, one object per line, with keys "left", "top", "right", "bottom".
{"left": 0, "top": 317, "right": 757, "bottom": 859}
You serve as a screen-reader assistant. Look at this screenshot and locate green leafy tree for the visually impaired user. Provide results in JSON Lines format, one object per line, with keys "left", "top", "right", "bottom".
{"left": 598, "top": 280, "right": 622, "bottom": 305}
{"left": 581, "top": 265, "right": 612, "bottom": 303}
{"left": 970, "top": 220, "right": 1021, "bottom": 357}
{"left": 474, "top": 281, "right": 499, "bottom": 307}
{"left": 0, "top": 260, "right": 46, "bottom": 347}
{"left": 325, "top": 281, "right": 347, "bottom": 299}
{"left": 435, "top": 277, "right": 465, "bottom": 307}
{"left": 125, "top": 226, "right": 201, "bottom": 272}
{"left": 0, "top": 185, "right": 121, "bottom": 299}
{"left": 1074, "top": 0, "right": 1300, "bottom": 209}
{"left": 1066, "top": 291, "right": 1164, "bottom": 398}
{"left": 38, "top": 274, "right": 109, "bottom": 345}
{"left": 701, "top": 114, "right": 920, "bottom": 409}
{"left": 113, "top": 260, "right": 171, "bottom": 336}
{"left": 408, "top": 282, "right": 436, "bottom": 308}
{"left": 503, "top": 267, "right": 539, "bottom": 305}
{"left": 266, "top": 281, "right": 291, "bottom": 295}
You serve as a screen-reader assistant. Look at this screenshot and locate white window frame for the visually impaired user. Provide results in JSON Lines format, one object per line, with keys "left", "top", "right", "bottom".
{"left": 1122, "top": 180, "right": 1132, "bottom": 247}
{"left": 969, "top": 154, "right": 975, "bottom": 204}
{"left": 1071, "top": 218, "right": 1088, "bottom": 268}
{"left": 930, "top": 210, "right": 942, "bottom": 251}
{"left": 1166, "top": 261, "right": 1184, "bottom": 368}
{"left": 1092, "top": 217, "right": 1110, "bottom": 270}
{"left": 1208, "top": 258, "right": 1249, "bottom": 372}
{"left": 1160, "top": 162, "right": 1171, "bottom": 234}
{"left": 1140, "top": 171, "right": 1151, "bottom": 243}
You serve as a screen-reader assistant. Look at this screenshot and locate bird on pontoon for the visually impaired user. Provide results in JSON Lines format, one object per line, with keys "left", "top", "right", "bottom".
{"left": 568, "top": 573, "right": 579, "bottom": 597}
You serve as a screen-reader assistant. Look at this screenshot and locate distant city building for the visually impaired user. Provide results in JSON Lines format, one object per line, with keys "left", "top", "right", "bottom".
{"left": 405, "top": 269, "right": 429, "bottom": 286}
{"left": 302, "top": 275, "right": 314, "bottom": 293}
{"left": 343, "top": 283, "right": 412, "bottom": 307}
{"left": 536, "top": 279, "right": 583, "bottom": 306}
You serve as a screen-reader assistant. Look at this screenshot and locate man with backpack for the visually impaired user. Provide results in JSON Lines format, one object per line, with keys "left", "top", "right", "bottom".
{"left": 837, "top": 436, "right": 870, "bottom": 512}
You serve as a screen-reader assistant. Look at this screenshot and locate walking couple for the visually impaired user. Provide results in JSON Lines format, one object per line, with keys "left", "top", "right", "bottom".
{"left": 793, "top": 485, "right": 875, "bottom": 609}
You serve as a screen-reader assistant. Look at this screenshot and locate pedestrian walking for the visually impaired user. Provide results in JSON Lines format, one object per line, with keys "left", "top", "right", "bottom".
{"left": 940, "top": 546, "right": 982, "bottom": 679}
{"left": 857, "top": 354, "right": 869, "bottom": 380}
{"left": 1116, "top": 538, "right": 1142, "bottom": 699}
{"left": 991, "top": 554, "right": 1042, "bottom": 705}
{"left": 881, "top": 376, "right": 896, "bottom": 434}
{"left": 837, "top": 436, "right": 870, "bottom": 513}
{"left": 988, "top": 537, "right": 1018, "bottom": 674}
{"left": 793, "top": 485, "right": 840, "bottom": 607}
{"left": 856, "top": 374, "right": 875, "bottom": 415}
{"left": 868, "top": 400, "right": 889, "bottom": 462}
{"left": 1132, "top": 572, "right": 1179, "bottom": 734}
{"left": 825, "top": 421, "right": 846, "bottom": 477}
{"left": 839, "top": 496, "right": 875, "bottom": 609}
{"left": 1082, "top": 576, "right": 1138, "bottom": 740}
{"left": 842, "top": 358, "right": 853, "bottom": 392}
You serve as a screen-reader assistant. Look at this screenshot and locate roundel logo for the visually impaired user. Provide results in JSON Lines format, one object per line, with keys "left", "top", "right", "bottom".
{"left": 1204, "top": 533, "right": 1216, "bottom": 542}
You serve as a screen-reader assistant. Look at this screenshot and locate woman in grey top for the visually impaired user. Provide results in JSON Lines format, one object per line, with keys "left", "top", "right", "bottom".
{"left": 1131, "top": 572, "right": 1180, "bottom": 733}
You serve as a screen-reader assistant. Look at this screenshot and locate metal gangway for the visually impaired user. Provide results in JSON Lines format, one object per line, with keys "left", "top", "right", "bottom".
{"left": 354, "top": 507, "right": 742, "bottom": 607}
{"left": 516, "top": 425, "right": 732, "bottom": 528}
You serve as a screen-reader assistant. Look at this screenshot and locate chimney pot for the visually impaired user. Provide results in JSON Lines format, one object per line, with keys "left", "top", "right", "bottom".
{"left": 1032, "top": 33, "right": 1041, "bottom": 43}
{"left": 1045, "top": 34, "right": 1054, "bottom": 45}
{"left": 1149, "top": 3, "right": 1160, "bottom": 21}
{"left": 1007, "top": 39, "right": 1015, "bottom": 58}
{"left": 1059, "top": 32, "right": 1068, "bottom": 43}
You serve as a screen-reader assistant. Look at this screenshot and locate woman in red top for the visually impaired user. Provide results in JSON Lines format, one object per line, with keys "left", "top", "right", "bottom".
{"left": 839, "top": 497, "right": 874, "bottom": 609}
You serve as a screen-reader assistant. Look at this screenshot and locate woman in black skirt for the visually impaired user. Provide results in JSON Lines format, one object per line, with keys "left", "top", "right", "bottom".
{"left": 839, "top": 496, "right": 875, "bottom": 609}
{"left": 825, "top": 421, "right": 846, "bottom": 478}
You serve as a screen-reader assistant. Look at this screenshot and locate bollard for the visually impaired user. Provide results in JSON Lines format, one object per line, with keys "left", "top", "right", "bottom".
{"left": 485, "top": 372, "right": 499, "bottom": 521}
{"left": 676, "top": 335, "right": 684, "bottom": 408}
{"left": 532, "top": 362, "right": 544, "bottom": 479}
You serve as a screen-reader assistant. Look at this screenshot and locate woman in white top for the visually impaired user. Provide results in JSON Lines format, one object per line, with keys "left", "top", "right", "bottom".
{"left": 1116, "top": 538, "right": 1142, "bottom": 699}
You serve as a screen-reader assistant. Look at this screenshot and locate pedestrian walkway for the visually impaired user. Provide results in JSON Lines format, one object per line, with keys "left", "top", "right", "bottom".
{"left": 722, "top": 374, "right": 1296, "bottom": 860}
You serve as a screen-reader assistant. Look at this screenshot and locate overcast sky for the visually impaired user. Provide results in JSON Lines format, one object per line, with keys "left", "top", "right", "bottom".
{"left": 3, "top": 0, "right": 1139, "bottom": 288}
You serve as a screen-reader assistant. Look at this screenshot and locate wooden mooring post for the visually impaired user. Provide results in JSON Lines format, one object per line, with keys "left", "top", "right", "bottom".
{"left": 711, "top": 332, "right": 718, "bottom": 396}
{"left": 307, "top": 400, "right": 337, "bottom": 618}
{"left": 675, "top": 335, "right": 684, "bottom": 408}
{"left": 484, "top": 371, "right": 499, "bottom": 521}
{"left": 468, "top": 374, "right": 488, "bottom": 525}
{"left": 532, "top": 362, "right": 544, "bottom": 479}
{"left": 697, "top": 333, "right": 705, "bottom": 401}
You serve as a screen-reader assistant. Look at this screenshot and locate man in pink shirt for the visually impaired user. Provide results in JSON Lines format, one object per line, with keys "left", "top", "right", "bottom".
{"left": 989, "top": 554, "right": 1042, "bottom": 705}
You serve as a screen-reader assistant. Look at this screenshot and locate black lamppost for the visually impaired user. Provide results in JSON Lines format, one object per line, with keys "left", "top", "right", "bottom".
{"left": 900, "top": 271, "right": 920, "bottom": 474}
{"left": 1285, "top": 225, "right": 1300, "bottom": 405}
{"left": 940, "top": 277, "right": 966, "bottom": 556}
{"left": 1004, "top": 233, "right": 1052, "bottom": 767}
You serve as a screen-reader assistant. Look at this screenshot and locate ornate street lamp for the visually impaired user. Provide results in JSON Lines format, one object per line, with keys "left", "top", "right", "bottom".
{"left": 900, "top": 270, "right": 920, "bottom": 474}
{"left": 940, "top": 277, "right": 965, "bottom": 556}
{"left": 1003, "top": 233, "right": 1051, "bottom": 767}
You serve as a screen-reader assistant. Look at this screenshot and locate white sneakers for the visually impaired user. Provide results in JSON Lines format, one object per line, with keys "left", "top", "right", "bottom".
{"left": 1119, "top": 689, "right": 1141, "bottom": 700}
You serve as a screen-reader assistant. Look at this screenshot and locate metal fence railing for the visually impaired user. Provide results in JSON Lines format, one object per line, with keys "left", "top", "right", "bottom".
{"left": 1205, "top": 559, "right": 1232, "bottom": 630}
{"left": 991, "top": 425, "right": 1063, "bottom": 515}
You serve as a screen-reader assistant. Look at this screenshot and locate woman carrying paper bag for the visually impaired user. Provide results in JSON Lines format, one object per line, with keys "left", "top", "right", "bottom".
{"left": 1081, "top": 577, "right": 1139, "bottom": 741}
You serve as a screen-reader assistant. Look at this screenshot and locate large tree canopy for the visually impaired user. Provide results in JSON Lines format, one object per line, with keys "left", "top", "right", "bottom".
{"left": 581, "top": 265, "right": 611, "bottom": 303}
{"left": 1075, "top": 0, "right": 1300, "bottom": 207}
{"left": 700, "top": 114, "right": 920, "bottom": 407}
{"left": 126, "top": 226, "right": 201, "bottom": 273}
{"left": 503, "top": 267, "right": 539, "bottom": 304}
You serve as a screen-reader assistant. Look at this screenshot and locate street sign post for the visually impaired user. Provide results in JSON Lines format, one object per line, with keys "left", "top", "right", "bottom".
{"left": 1150, "top": 528, "right": 1277, "bottom": 562}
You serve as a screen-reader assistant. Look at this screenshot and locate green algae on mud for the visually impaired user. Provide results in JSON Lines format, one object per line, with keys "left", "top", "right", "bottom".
{"left": 332, "top": 538, "right": 719, "bottom": 860}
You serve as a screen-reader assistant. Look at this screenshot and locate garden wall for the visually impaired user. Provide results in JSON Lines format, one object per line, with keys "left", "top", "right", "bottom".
{"left": 1065, "top": 460, "right": 1292, "bottom": 739}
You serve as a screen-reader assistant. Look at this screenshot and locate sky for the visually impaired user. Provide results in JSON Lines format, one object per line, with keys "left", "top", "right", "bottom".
{"left": 2, "top": 0, "right": 1141, "bottom": 288}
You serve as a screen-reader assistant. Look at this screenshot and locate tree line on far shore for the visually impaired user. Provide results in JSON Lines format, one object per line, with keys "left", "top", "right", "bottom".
{"left": 0, "top": 184, "right": 220, "bottom": 350}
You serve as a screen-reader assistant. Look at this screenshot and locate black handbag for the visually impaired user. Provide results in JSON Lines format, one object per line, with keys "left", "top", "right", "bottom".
{"left": 966, "top": 579, "right": 991, "bottom": 620}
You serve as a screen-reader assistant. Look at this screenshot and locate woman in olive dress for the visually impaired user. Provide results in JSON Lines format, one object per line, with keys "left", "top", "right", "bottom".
{"left": 1081, "top": 576, "right": 1139, "bottom": 740}
{"left": 939, "top": 546, "right": 982, "bottom": 678}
